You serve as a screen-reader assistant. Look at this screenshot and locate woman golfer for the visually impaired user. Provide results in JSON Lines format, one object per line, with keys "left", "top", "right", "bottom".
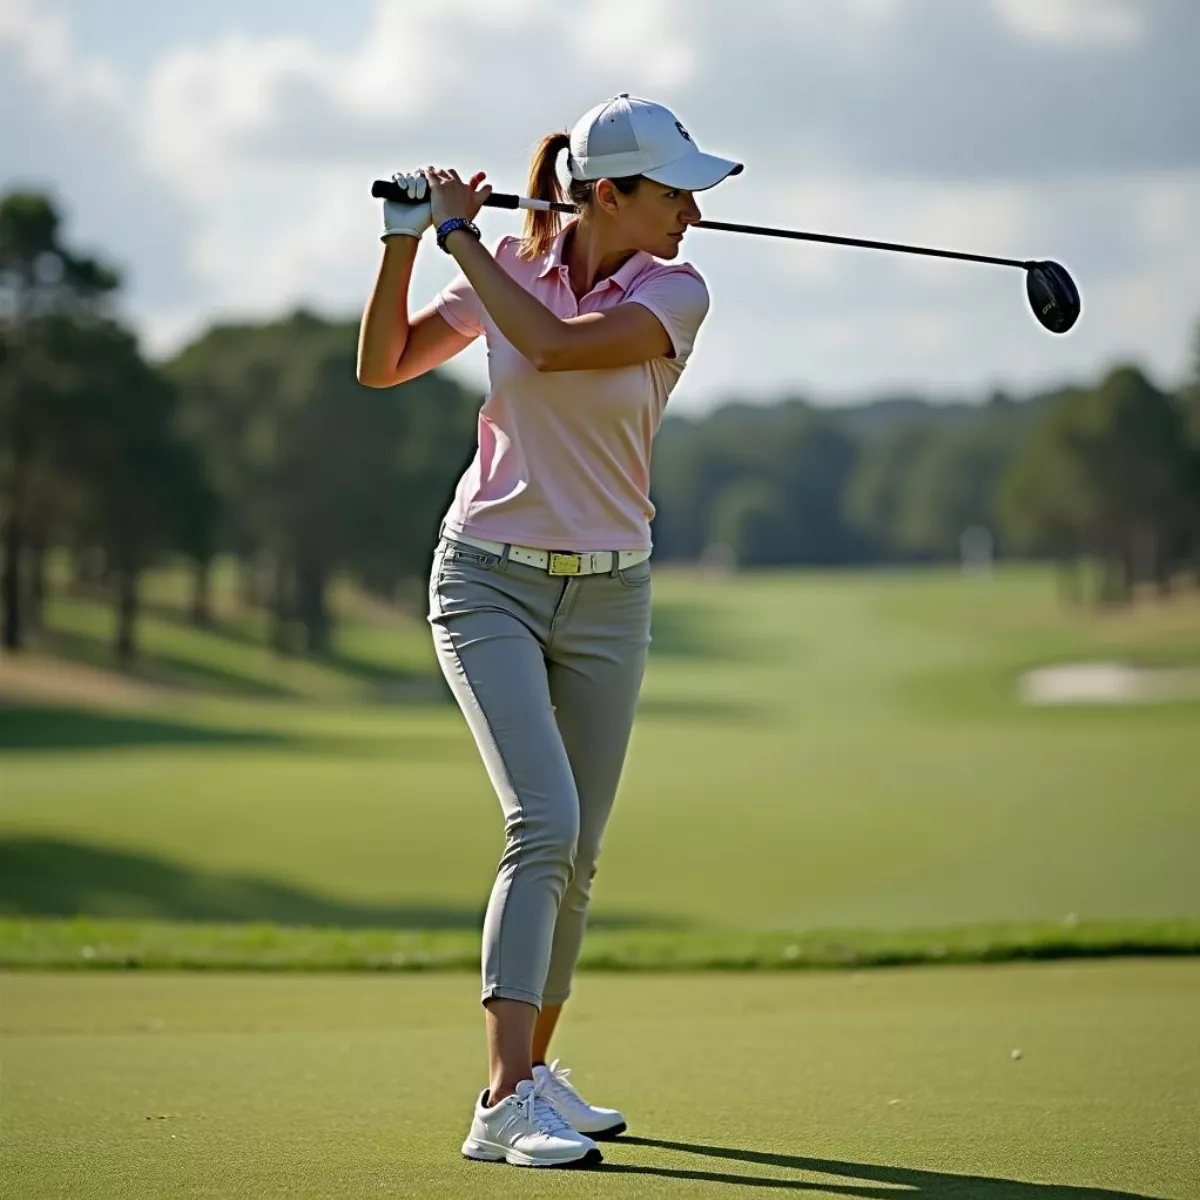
{"left": 358, "top": 94, "right": 741, "bottom": 1168}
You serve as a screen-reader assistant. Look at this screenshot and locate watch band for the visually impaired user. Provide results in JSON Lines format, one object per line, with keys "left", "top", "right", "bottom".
{"left": 436, "top": 218, "right": 481, "bottom": 253}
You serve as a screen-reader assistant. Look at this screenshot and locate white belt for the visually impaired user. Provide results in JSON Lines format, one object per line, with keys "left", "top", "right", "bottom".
{"left": 447, "top": 532, "right": 651, "bottom": 577}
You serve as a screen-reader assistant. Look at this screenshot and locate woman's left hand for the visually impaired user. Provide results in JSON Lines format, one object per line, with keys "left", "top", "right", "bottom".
{"left": 426, "top": 167, "right": 492, "bottom": 228}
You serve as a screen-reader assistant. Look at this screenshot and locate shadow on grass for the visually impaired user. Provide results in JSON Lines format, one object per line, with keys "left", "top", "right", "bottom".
{"left": 80, "top": 602, "right": 452, "bottom": 704}
{"left": 135, "top": 600, "right": 267, "bottom": 649}
{"left": 606, "top": 1138, "right": 1156, "bottom": 1197}
{"left": 650, "top": 599, "right": 780, "bottom": 670}
{"left": 36, "top": 627, "right": 295, "bottom": 698}
{"left": 0, "top": 705, "right": 300, "bottom": 752}
{"left": 311, "top": 647, "right": 452, "bottom": 704}
{"left": 0, "top": 704, "right": 469, "bottom": 760}
{"left": 650, "top": 601, "right": 738, "bottom": 661}
{"left": 0, "top": 838, "right": 673, "bottom": 930}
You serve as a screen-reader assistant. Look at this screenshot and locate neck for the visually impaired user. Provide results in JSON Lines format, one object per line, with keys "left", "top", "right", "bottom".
{"left": 563, "top": 219, "right": 637, "bottom": 298}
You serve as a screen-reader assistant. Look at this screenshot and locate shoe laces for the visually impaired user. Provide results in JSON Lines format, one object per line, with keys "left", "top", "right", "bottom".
{"left": 541, "top": 1059, "right": 584, "bottom": 1105}
{"left": 519, "top": 1077, "right": 573, "bottom": 1136}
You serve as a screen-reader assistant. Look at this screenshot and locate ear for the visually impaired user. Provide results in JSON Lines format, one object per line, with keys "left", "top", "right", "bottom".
{"left": 593, "top": 178, "right": 621, "bottom": 217}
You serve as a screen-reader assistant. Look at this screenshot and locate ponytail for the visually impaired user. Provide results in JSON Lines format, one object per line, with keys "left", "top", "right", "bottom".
{"left": 517, "top": 132, "right": 571, "bottom": 263}
{"left": 516, "top": 129, "right": 646, "bottom": 263}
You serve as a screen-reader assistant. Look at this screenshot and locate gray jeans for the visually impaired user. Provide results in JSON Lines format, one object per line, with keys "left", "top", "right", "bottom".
{"left": 428, "top": 534, "right": 652, "bottom": 1008}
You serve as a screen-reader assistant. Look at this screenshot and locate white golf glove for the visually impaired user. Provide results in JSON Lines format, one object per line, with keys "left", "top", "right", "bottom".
{"left": 381, "top": 170, "right": 433, "bottom": 241}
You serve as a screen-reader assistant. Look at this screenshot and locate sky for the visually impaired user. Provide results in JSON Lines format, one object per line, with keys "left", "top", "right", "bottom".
{"left": 3, "top": 0, "right": 1198, "bottom": 413}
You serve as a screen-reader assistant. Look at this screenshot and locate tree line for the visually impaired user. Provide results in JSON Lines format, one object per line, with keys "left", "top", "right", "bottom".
{"left": 1, "top": 191, "right": 476, "bottom": 659}
{"left": 653, "top": 364, "right": 1200, "bottom": 604}
{"left": 2, "top": 190, "right": 1198, "bottom": 661}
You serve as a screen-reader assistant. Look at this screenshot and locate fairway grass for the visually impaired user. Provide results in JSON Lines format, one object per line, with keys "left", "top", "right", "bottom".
{"left": 3, "top": 961, "right": 1198, "bottom": 1198}
{"left": 3, "top": 915, "right": 1199, "bottom": 973}
{"left": 3, "top": 565, "right": 1198, "bottom": 966}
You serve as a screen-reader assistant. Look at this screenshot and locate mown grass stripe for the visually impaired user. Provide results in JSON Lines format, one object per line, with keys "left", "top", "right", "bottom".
{"left": 3, "top": 917, "right": 1197, "bottom": 973}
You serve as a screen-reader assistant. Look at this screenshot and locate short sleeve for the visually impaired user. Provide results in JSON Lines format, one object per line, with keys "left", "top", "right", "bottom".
{"left": 626, "top": 266, "right": 711, "bottom": 363}
{"left": 431, "top": 235, "right": 520, "bottom": 339}
{"left": 432, "top": 271, "right": 484, "bottom": 338}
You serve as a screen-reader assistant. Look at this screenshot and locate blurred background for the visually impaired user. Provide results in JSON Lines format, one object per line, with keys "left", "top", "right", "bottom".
{"left": 1, "top": 0, "right": 1198, "bottom": 963}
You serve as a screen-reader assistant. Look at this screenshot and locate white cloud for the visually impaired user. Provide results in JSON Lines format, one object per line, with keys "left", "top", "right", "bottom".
{"left": 0, "top": 0, "right": 120, "bottom": 101}
{"left": 2, "top": 0, "right": 1198, "bottom": 411}
{"left": 992, "top": 0, "right": 1145, "bottom": 47}
{"left": 689, "top": 169, "right": 1200, "bottom": 403}
{"left": 142, "top": 36, "right": 320, "bottom": 195}
{"left": 125, "top": 0, "right": 713, "bottom": 348}
{"left": 0, "top": 0, "right": 196, "bottom": 338}
{"left": 576, "top": 0, "right": 697, "bottom": 91}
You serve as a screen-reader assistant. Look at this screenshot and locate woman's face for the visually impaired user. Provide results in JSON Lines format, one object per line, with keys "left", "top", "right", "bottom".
{"left": 606, "top": 179, "right": 703, "bottom": 259}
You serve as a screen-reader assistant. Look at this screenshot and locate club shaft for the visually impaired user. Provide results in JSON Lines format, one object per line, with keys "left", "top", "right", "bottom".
{"left": 689, "top": 218, "right": 1029, "bottom": 270}
{"left": 372, "top": 182, "right": 1032, "bottom": 271}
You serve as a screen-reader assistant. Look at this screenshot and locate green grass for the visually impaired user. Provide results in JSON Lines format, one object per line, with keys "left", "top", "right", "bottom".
{"left": 4, "top": 568, "right": 1198, "bottom": 1195}
{"left": 3, "top": 915, "right": 1199, "bottom": 972}
{"left": 31, "top": 552, "right": 441, "bottom": 701}
{"left": 3, "top": 961, "right": 1198, "bottom": 1198}
{"left": 3, "top": 563, "right": 1198, "bottom": 952}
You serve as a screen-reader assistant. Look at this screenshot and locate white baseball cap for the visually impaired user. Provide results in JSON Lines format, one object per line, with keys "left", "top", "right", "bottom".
{"left": 568, "top": 94, "right": 743, "bottom": 192}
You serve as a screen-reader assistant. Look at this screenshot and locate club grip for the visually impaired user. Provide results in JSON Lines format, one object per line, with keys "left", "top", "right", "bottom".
{"left": 370, "top": 179, "right": 520, "bottom": 209}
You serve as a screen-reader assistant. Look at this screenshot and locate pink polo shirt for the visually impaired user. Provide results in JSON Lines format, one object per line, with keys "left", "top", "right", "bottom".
{"left": 432, "top": 222, "right": 710, "bottom": 552}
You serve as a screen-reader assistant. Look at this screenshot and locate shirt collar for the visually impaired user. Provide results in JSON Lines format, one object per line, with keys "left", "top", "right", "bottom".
{"left": 536, "top": 221, "right": 653, "bottom": 295}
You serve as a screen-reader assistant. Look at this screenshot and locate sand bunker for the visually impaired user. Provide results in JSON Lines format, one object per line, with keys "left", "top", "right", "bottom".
{"left": 1019, "top": 661, "right": 1200, "bottom": 705}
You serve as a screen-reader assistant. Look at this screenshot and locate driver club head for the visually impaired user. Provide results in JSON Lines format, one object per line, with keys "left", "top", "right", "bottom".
{"left": 1026, "top": 260, "right": 1080, "bottom": 334}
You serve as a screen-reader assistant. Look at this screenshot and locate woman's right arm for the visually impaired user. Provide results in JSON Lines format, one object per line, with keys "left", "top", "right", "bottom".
{"left": 356, "top": 237, "right": 475, "bottom": 388}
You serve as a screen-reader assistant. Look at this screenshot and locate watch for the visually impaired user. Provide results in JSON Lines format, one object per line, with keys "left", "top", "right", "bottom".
{"left": 436, "top": 218, "right": 481, "bottom": 254}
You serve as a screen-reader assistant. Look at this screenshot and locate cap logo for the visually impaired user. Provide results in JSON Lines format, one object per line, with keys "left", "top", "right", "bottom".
{"left": 675, "top": 120, "right": 692, "bottom": 142}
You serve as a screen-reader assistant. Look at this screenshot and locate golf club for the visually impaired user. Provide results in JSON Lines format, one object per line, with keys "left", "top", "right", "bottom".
{"left": 370, "top": 179, "right": 1081, "bottom": 335}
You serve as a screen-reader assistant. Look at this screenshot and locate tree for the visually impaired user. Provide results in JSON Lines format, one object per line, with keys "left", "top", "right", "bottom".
{"left": 999, "top": 368, "right": 1191, "bottom": 603}
{"left": 651, "top": 400, "right": 862, "bottom": 567}
{"left": 649, "top": 406, "right": 765, "bottom": 561}
{"left": 0, "top": 191, "right": 120, "bottom": 650}
{"left": 1182, "top": 316, "right": 1200, "bottom": 574}
{"left": 757, "top": 408, "right": 862, "bottom": 565}
{"left": 1185, "top": 316, "right": 1200, "bottom": 442}
{"left": 997, "top": 393, "right": 1092, "bottom": 600}
{"left": 707, "top": 478, "right": 786, "bottom": 567}
{"left": 892, "top": 418, "right": 1025, "bottom": 560}
{"left": 38, "top": 317, "right": 219, "bottom": 660}
{"left": 844, "top": 422, "right": 935, "bottom": 561}
{"left": 167, "top": 310, "right": 478, "bottom": 653}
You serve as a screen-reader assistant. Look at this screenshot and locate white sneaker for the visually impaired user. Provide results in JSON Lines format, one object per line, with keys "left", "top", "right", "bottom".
{"left": 460, "top": 1077, "right": 602, "bottom": 1168}
{"left": 532, "top": 1059, "right": 628, "bottom": 1139}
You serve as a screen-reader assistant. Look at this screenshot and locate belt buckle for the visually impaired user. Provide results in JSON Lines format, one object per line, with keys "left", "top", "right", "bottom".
{"left": 548, "top": 552, "right": 583, "bottom": 576}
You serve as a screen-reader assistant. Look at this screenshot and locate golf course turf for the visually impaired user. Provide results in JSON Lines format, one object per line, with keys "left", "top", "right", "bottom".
{"left": 3, "top": 567, "right": 1198, "bottom": 942}
{"left": 3, "top": 962, "right": 1198, "bottom": 1198}
{"left": 2, "top": 563, "right": 1197, "bottom": 1195}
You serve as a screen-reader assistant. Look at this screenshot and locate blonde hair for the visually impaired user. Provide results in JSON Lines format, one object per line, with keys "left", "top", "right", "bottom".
{"left": 516, "top": 132, "right": 643, "bottom": 263}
